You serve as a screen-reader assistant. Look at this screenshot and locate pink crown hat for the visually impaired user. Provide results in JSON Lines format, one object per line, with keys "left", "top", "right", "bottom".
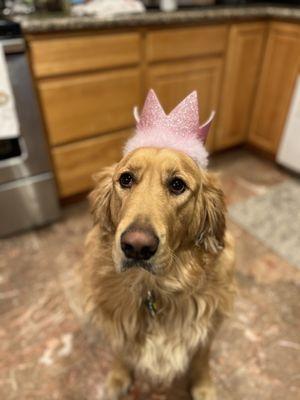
{"left": 123, "top": 89, "right": 215, "bottom": 168}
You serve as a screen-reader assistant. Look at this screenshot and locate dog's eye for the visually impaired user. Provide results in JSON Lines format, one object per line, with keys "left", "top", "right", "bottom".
{"left": 119, "top": 172, "right": 134, "bottom": 188}
{"left": 168, "top": 177, "right": 186, "bottom": 195}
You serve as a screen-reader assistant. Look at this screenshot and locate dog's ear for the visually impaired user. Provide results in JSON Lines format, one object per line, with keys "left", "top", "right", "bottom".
{"left": 196, "top": 172, "right": 226, "bottom": 254}
{"left": 89, "top": 165, "right": 115, "bottom": 232}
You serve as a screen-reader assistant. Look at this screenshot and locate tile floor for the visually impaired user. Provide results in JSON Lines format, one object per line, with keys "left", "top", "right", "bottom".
{"left": 1, "top": 149, "right": 300, "bottom": 400}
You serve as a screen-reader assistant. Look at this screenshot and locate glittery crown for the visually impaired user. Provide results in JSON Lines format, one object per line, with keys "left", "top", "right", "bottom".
{"left": 123, "top": 89, "right": 215, "bottom": 168}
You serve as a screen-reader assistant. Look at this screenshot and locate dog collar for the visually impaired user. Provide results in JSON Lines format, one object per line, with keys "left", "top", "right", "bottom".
{"left": 144, "top": 290, "right": 157, "bottom": 317}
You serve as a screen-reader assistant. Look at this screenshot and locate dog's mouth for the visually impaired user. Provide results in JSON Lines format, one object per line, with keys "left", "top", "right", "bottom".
{"left": 121, "top": 259, "right": 156, "bottom": 274}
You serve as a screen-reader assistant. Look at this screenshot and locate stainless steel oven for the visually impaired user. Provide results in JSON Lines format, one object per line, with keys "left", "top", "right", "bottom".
{"left": 0, "top": 19, "right": 60, "bottom": 237}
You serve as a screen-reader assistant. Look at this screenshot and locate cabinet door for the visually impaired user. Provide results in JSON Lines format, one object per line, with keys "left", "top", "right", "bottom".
{"left": 147, "top": 58, "right": 224, "bottom": 151}
{"left": 216, "top": 23, "right": 267, "bottom": 150}
{"left": 248, "top": 23, "right": 300, "bottom": 155}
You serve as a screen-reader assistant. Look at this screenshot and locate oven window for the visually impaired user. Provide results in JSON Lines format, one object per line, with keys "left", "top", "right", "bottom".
{"left": 0, "top": 138, "right": 21, "bottom": 160}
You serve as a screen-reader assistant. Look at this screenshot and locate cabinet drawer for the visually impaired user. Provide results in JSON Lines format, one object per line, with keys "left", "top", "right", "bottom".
{"left": 39, "top": 68, "right": 140, "bottom": 146}
{"left": 146, "top": 26, "right": 228, "bottom": 62}
{"left": 53, "top": 130, "right": 131, "bottom": 197}
{"left": 30, "top": 32, "right": 141, "bottom": 78}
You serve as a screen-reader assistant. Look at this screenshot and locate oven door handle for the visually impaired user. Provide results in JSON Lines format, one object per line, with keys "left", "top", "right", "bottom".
{"left": 1, "top": 38, "right": 25, "bottom": 54}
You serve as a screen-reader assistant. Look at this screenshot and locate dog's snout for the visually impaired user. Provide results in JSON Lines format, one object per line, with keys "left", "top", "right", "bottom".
{"left": 121, "top": 228, "right": 159, "bottom": 261}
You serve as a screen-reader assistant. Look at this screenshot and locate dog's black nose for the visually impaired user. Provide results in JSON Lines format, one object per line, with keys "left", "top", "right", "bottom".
{"left": 121, "top": 228, "right": 159, "bottom": 260}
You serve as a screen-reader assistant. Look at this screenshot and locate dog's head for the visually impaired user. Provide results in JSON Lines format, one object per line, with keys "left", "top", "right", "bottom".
{"left": 90, "top": 147, "right": 225, "bottom": 275}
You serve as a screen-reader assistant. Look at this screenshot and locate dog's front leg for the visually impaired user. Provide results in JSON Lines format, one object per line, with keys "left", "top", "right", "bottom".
{"left": 188, "top": 344, "right": 216, "bottom": 400}
{"left": 104, "top": 357, "right": 133, "bottom": 400}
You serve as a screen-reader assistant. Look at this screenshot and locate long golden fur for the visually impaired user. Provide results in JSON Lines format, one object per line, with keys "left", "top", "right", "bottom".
{"left": 82, "top": 147, "right": 235, "bottom": 400}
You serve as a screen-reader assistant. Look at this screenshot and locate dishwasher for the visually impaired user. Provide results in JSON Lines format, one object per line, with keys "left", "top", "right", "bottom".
{"left": 0, "top": 18, "right": 60, "bottom": 237}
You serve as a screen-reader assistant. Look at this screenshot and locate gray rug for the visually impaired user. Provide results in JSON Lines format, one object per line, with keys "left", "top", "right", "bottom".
{"left": 229, "top": 179, "right": 300, "bottom": 269}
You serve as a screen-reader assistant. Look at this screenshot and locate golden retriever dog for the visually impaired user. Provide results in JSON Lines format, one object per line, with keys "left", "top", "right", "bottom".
{"left": 82, "top": 147, "right": 235, "bottom": 400}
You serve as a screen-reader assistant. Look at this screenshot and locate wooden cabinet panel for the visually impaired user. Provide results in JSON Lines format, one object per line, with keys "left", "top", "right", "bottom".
{"left": 39, "top": 68, "right": 140, "bottom": 146}
{"left": 147, "top": 58, "right": 223, "bottom": 150}
{"left": 29, "top": 32, "right": 140, "bottom": 78}
{"left": 27, "top": 21, "right": 300, "bottom": 199}
{"left": 216, "top": 23, "right": 267, "bottom": 150}
{"left": 53, "top": 130, "right": 131, "bottom": 197}
{"left": 146, "top": 25, "right": 228, "bottom": 62}
{"left": 249, "top": 23, "right": 300, "bottom": 155}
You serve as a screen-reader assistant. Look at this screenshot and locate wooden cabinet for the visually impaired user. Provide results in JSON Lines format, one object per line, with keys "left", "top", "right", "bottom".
{"left": 52, "top": 130, "right": 131, "bottom": 197}
{"left": 39, "top": 68, "right": 140, "bottom": 145}
{"left": 29, "top": 32, "right": 140, "bottom": 78}
{"left": 26, "top": 20, "right": 300, "bottom": 198}
{"left": 30, "top": 31, "right": 142, "bottom": 197}
{"left": 147, "top": 58, "right": 224, "bottom": 150}
{"left": 216, "top": 23, "right": 267, "bottom": 150}
{"left": 248, "top": 22, "right": 300, "bottom": 155}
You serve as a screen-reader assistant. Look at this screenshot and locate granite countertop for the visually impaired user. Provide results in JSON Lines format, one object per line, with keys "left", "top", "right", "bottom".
{"left": 15, "top": 5, "right": 300, "bottom": 34}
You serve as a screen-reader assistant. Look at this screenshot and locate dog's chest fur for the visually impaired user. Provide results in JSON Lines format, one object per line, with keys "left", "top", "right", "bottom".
{"left": 135, "top": 314, "right": 207, "bottom": 383}
{"left": 108, "top": 289, "right": 211, "bottom": 384}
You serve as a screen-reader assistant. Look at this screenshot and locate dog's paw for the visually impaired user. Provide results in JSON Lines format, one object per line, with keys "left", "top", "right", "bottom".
{"left": 191, "top": 384, "right": 217, "bottom": 400}
{"left": 103, "top": 368, "right": 132, "bottom": 400}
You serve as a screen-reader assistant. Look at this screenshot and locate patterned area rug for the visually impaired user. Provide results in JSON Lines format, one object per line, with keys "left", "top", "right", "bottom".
{"left": 229, "top": 179, "right": 300, "bottom": 269}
